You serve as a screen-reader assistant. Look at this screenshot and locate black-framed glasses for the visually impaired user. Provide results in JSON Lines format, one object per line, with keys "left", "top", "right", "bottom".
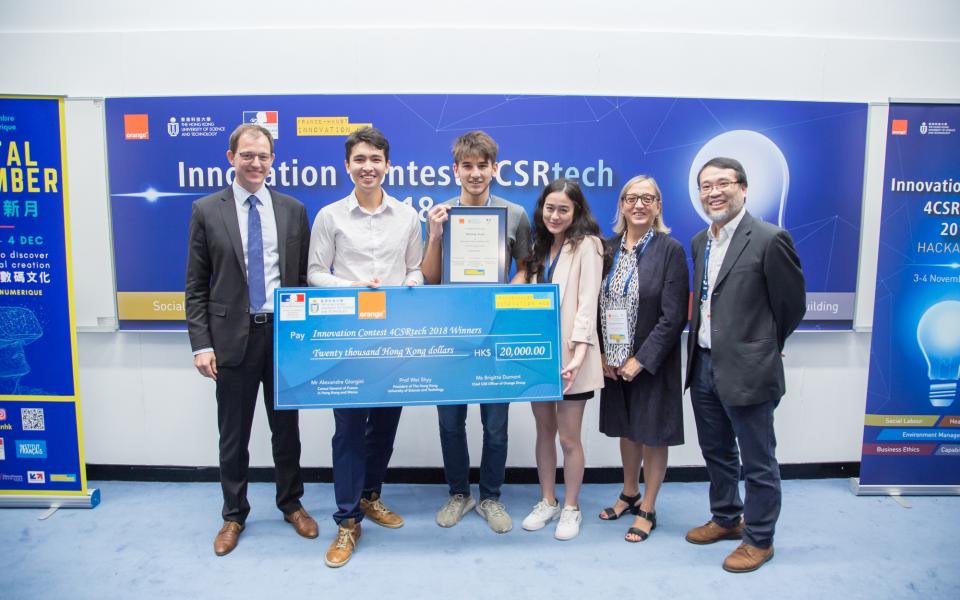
{"left": 622, "top": 194, "right": 658, "bottom": 206}
{"left": 698, "top": 179, "right": 740, "bottom": 195}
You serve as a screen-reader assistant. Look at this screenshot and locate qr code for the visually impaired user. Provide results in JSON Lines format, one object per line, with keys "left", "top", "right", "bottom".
{"left": 21, "top": 408, "right": 45, "bottom": 431}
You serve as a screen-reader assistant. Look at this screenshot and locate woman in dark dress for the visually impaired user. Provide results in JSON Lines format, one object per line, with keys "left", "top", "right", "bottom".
{"left": 596, "top": 174, "right": 689, "bottom": 542}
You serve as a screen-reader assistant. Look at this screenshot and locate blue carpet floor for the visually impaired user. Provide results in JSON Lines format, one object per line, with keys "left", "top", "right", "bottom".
{"left": 3, "top": 479, "right": 958, "bottom": 599}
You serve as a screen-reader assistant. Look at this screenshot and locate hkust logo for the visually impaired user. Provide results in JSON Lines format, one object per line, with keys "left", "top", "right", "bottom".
{"left": 919, "top": 121, "right": 956, "bottom": 136}
{"left": 311, "top": 296, "right": 356, "bottom": 316}
{"left": 167, "top": 116, "right": 226, "bottom": 138}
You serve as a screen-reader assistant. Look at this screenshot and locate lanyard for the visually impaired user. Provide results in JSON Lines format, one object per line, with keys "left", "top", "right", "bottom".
{"left": 545, "top": 248, "right": 562, "bottom": 282}
{"left": 699, "top": 238, "right": 713, "bottom": 303}
{"left": 604, "top": 231, "right": 653, "bottom": 297}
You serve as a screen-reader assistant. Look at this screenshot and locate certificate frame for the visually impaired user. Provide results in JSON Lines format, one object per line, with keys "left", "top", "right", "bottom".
{"left": 442, "top": 205, "right": 508, "bottom": 284}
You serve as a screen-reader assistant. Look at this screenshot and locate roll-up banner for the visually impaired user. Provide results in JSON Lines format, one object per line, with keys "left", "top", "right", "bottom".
{"left": 103, "top": 95, "right": 868, "bottom": 331}
{"left": 854, "top": 101, "right": 960, "bottom": 495}
{"left": 0, "top": 95, "right": 98, "bottom": 508}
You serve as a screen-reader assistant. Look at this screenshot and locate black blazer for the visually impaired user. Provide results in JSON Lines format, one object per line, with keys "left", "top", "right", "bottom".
{"left": 599, "top": 234, "right": 689, "bottom": 411}
{"left": 685, "top": 210, "right": 806, "bottom": 407}
{"left": 184, "top": 187, "right": 310, "bottom": 367}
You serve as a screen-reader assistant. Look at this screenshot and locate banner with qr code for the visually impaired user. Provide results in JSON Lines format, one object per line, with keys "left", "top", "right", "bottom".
{"left": 0, "top": 96, "right": 87, "bottom": 497}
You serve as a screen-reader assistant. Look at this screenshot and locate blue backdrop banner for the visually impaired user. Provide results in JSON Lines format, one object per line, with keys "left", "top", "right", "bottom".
{"left": 274, "top": 285, "right": 562, "bottom": 409}
{"left": 0, "top": 96, "right": 88, "bottom": 498}
{"left": 860, "top": 102, "right": 960, "bottom": 488}
{"left": 103, "top": 94, "right": 868, "bottom": 330}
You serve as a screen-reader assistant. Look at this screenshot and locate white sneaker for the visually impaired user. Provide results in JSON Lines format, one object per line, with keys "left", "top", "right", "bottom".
{"left": 521, "top": 498, "right": 561, "bottom": 531}
{"left": 554, "top": 505, "right": 582, "bottom": 540}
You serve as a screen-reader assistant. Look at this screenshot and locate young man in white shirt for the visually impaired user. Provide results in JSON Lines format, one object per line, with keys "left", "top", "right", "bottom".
{"left": 308, "top": 127, "right": 423, "bottom": 567}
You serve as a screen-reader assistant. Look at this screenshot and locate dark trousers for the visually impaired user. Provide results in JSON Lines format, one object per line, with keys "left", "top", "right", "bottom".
{"left": 216, "top": 319, "right": 303, "bottom": 524}
{"left": 437, "top": 402, "right": 509, "bottom": 500}
{"left": 331, "top": 406, "right": 403, "bottom": 524}
{"left": 689, "top": 348, "right": 781, "bottom": 548}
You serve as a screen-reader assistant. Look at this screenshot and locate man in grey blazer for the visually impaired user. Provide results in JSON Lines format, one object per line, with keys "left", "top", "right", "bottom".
{"left": 185, "top": 123, "right": 317, "bottom": 556}
{"left": 684, "top": 157, "right": 805, "bottom": 573}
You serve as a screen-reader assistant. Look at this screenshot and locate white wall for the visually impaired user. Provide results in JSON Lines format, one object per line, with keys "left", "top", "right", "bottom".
{"left": 2, "top": 0, "right": 959, "bottom": 468}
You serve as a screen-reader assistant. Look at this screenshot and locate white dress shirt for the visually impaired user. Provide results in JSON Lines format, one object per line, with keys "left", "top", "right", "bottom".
{"left": 308, "top": 191, "right": 424, "bottom": 287}
{"left": 193, "top": 182, "right": 281, "bottom": 357}
{"left": 233, "top": 180, "right": 280, "bottom": 313}
{"left": 698, "top": 207, "right": 747, "bottom": 349}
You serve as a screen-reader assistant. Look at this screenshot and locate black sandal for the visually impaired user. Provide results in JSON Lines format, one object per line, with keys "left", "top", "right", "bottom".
{"left": 598, "top": 492, "right": 641, "bottom": 521}
{"left": 625, "top": 509, "right": 657, "bottom": 543}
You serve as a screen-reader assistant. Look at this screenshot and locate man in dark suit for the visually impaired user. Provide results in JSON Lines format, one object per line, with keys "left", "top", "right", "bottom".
{"left": 185, "top": 123, "right": 318, "bottom": 556}
{"left": 684, "top": 157, "right": 805, "bottom": 573}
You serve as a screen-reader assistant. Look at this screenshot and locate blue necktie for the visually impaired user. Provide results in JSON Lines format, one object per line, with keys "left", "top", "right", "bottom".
{"left": 247, "top": 196, "right": 266, "bottom": 312}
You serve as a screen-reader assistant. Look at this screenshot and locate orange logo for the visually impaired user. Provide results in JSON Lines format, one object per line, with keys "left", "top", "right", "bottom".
{"left": 358, "top": 291, "right": 386, "bottom": 319}
{"left": 891, "top": 119, "right": 908, "bottom": 136}
{"left": 124, "top": 114, "right": 150, "bottom": 140}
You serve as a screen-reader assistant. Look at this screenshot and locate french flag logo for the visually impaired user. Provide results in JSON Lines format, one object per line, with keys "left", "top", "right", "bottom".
{"left": 244, "top": 111, "right": 278, "bottom": 125}
{"left": 281, "top": 293, "right": 305, "bottom": 303}
{"left": 243, "top": 110, "right": 280, "bottom": 139}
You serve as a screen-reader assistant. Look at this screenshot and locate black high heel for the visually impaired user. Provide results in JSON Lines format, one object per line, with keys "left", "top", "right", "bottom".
{"left": 625, "top": 509, "right": 657, "bottom": 542}
{"left": 598, "top": 492, "right": 641, "bottom": 521}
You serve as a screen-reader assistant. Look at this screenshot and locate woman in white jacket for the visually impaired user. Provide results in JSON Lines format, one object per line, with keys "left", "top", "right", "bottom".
{"left": 513, "top": 178, "right": 604, "bottom": 541}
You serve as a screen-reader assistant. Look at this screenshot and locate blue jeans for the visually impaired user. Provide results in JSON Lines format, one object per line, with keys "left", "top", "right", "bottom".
{"left": 437, "top": 403, "right": 509, "bottom": 500}
{"left": 331, "top": 406, "right": 402, "bottom": 524}
{"left": 689, "top": 349, "right": 781, "bottom": 549}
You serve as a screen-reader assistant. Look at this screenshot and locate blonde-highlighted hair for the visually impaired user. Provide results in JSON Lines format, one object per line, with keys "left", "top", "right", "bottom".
{"left": 612, "top": 174, "right": 671, "bottom": 235}
{"left": 452, "top": 131, "right": 498, "bottom": 164}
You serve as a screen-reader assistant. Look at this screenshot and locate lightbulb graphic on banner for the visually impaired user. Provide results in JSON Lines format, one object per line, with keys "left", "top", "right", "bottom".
{"left": 689, "top": 130, "right": 789, "bottom": 227}
{"left": 916, "top": 300, "right": 960, "bottom": 407}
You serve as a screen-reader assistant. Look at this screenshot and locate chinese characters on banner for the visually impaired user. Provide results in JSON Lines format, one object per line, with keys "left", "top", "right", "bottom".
{"left": 0, "top": 96, "right": 90, "bottom": 503}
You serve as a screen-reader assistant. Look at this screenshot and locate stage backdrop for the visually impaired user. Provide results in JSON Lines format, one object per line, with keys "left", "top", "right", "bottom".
{"left": 0, "top": 95, "right": 91, "bottom": 505}
{"left": 103, "top": 94, "right": 868, "bottom": 331}
{"left": 859, "top": 102, "right": 960, "bottom": 491}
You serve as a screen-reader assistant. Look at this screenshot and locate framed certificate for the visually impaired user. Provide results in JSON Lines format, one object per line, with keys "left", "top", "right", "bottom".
{"left": 442, "top": 206, "right": 508, "bottom": 284}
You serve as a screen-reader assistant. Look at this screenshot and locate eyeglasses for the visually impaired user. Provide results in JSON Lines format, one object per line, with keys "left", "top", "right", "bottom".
{"left": 237, "top": 152, "right": 272, "bottom": 163}
{"left": 622, "top": 194, "right": 658, "bottom": 206}
{"left": 698, "top": 179, "right": 740, "bottom": 195}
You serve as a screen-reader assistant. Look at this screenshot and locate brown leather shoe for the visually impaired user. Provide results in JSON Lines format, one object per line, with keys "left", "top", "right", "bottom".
{"left": 359, "top": 492, "right": 404, "bottom": 529}
{"left": 723, "top": 542, "right": 775, "bottom": 573}
{"left": 214, "top": 521, "right": 244, "bottom": 556}
{"left": 685, "top": 519, "right": 744, "bottom": 545}
{"left": 325, "top": 519, "right": 362, "bottom": 568}
{"left": 284, "top": 507, "right": 319, "bottom": 539}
